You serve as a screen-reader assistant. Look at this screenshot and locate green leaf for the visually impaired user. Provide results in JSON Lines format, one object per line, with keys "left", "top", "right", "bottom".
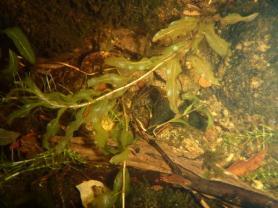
{"left": 152, "top": 16, "right": 198, "bottom": 42}
{"left": 105, "top": 56, "right": 154, "bottom": 71}
{"left": 1, "top": 49, "right": 18, "bottom": 76}
{"left": 22, "top": 77, "right": 95, "bottom": 109}
{"left": 3, "top": 27, "right": 35, "bottom": 64}
{"left": 88, "top": 100, "right": 114, "bottom": 124}
{"left": 92, "top": 191, "right": 116, "bottom": 208}
{"left": 187, "top": 55, "right": 219, "bottom": 86}
{"left": 43, "top": 108, "right": 66, "bottom": 149}
{"left": 201, "top": 22, "right": 230, "bottom": 57}
{"left": 87, "top": 73, "right": 126, "bottom": 88}
{"left": 105, "top": 41, "right": 189, "bottom": 73}
{"left": 65, "top": 107, "right": 86, "bottom": 138}
{"left": 71, "top": 89, "right": 97, "bottom": 102}
{"left": 165, "top": 57, "right": 182, "bottom": 113}
{"left": 55, "top": 107, "right": 86, "bottom": 152}
{"left": 191, "top": 32, "right": 204, "bottom": 52}
{"left": 181, "top": 93, "right": 200, "bottom": 103}
{"left": 0, "top": 128, "right": 20, "bottom": 146}
{"left": 110, "top": 148, "right": 129, "bottom": 164}
{"left": 84, "top": 100, "right": 115, "bottom": 150}
{"left": 7, "top": 102, "right": 43, "bottom": 124}
{"left": 113, "top": 169, "right": 130, "bottom": 194}
{"left": 94, "top": 123, "right": 109, "bottom": 150}
{"left": 170, "top": 118, "right": 188, "bottom": 125}
{"left": 160, "top": 41, "right": 190, "bottom": 57}
{"left": 201, "top": 109, "right": 214, "bottom": 129}
{"left": 119, "top": 129, "right": 134, "bottom": 149}
{"left": 220, "top": 13, "right": 259, "bottom": 26}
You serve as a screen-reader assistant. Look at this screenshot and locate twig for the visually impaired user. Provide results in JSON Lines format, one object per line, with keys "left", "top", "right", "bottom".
{"left": 132, "top": 119, "right": 278, "bottom": 208}
{"left": 55, "top": 62, "right": 98, "bottom": 76}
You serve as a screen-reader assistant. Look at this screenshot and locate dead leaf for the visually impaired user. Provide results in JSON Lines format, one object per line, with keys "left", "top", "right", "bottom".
{"left": 226, "top": 148, "right": 267, "bottom": 176}
{"left": 17, "top": 132, "right": 43, "bottom": 158}
{"left": 76, "top": 180, "right": 109, "bottom": 208}
{"left": 198, "top": 76, "right": 212, "bottom": 88}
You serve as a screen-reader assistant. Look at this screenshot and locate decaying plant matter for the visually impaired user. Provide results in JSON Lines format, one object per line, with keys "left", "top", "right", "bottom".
{"left": 1, "top": 3, "right": 277, "bottom": 207}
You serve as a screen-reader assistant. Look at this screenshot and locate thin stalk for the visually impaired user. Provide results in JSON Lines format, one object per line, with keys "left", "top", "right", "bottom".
{"left": 122, "top": 161, "right": 126, "bottom": 208}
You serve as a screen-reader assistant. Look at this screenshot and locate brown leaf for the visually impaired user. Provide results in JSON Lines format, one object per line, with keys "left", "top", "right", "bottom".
{"left": 198, "top": 76, "right": 212, "bottom": 88}
{"left": 226, "top": 148, "right": 267, "bottom": 176}
{"left": 18, "top": 132, "right": 43, "bottom": 158}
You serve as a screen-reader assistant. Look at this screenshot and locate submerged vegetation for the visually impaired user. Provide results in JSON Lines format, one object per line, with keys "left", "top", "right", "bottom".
{"left": 0, "top": 1, "right": 277, "bottom": 207}
{"left": 3, "top": 11, "right": 259, "bottom": 153}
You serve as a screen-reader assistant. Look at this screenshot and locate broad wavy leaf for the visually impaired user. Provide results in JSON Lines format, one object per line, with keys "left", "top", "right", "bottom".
{"left": 152, "top": 17, "right": 198, "bottom": 42}
{"left": 221, "top": 13, "right": 259, "bottom": 26}
{"left": 201, "top": 22, "right": 230, "bottom": 57}
{"left": 165, "top": 57, "right": 182, "bottom": 113}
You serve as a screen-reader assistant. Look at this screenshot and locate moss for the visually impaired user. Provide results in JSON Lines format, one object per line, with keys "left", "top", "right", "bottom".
{"left": 125, "top": 182, "right": 202, "bottom": 208}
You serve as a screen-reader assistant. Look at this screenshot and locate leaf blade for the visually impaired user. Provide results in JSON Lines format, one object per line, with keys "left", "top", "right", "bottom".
{"left": 202, "top": 22, "right": 230, "bottom": 57}
{"left": 152, "top": 17, "right": 198, "bottom": 42}
{"left": 165, "top": 57, "right": 182, "bottom": 113}
{"left": 187, "top": 55, "right": 219, "bottom": 87}
{"left": 3, "top": 27, "right": 36, "bottom": 64}
{"left": 0, "top": 128, "right": 20, "bottom": 146}
{"left": 221, "top": 13, "right": 259, "bottom": 26}
{"left": 1, "top": 49, "right": 18, "bottom": 77}
{"left": 110, "top": 148, "right": 129, "bottom": 164}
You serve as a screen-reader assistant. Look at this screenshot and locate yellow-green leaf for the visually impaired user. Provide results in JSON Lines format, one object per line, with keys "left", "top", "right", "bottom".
{"left": 113, "top": 169, "right": 130, "bottom": 193}
{"left": 110, "top": 148, "right": 129, "bottom": 164}
{"left": 84, "top": 100, "right": 115, "bottom": 150}
{"left": 187, "top": 55, "right": 219, "bottom": 86}
{"left": 165, "top": 57, "right": 182, "bottom": 113}
{"left": 105, "top": 56, "right": 153, "bottom": 71}
{"left": 201, "top": 22, "right": 230, "bottom": 57}
{"left": 92, "top": 191, "right": 116, "bottom": 208}
{"left": 65, "top": 107, "right": 86, "bottom": 138}
{"left": 87, "top": 73, "right": 126, "bottom": 88}
{"left": 3, "top": 27, "right": 36, "bottom": 64}
{"left": 191, "top": 32, "right": 204, "bottom": 52}
{"left": 152, "top": 16, "right": 198, "bottom": 42}
{"left": 220, "top": 13, "right": 259, "bottom": 26}
{"left": 119, "top": 129, "right": 134, "bottom": 149}
{"left": 2, "top": 49, "right": 18, "bottom": 76}
{"left": 160, "top": 41, "right": 190, "bottom": 57}
{"left": 0, "top": 128, "right": 20, "bottom": 146}
{"left": 43, "top": 108, "right": 66, "bottom": 149}
{"left": 7, "top": 102, "right": 43, "bottom": 124}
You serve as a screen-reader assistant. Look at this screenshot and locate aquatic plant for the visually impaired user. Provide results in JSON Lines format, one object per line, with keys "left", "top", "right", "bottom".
{"left": 2, "top": 10, "right": 259, "bottom": 185}
{"left": 0, "top": 27, "right": 35, "bottom": 78}
{"left": 0, "top": 7, "right": 263, "bottom": 208}
{"left": 2, "top": 10, "right": 259, "bottom": 161}
{"left": 105, "top": 12, "right": 258, "bottom": 114}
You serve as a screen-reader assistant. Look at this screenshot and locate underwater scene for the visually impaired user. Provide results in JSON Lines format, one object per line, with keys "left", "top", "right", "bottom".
{"left": 0, "top": 0, "right": 277, "bottom": 207}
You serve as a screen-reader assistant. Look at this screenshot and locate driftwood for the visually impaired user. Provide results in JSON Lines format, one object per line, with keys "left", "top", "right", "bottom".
{"left": 51, "top": 136, "right": 278, "bottom": 208}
